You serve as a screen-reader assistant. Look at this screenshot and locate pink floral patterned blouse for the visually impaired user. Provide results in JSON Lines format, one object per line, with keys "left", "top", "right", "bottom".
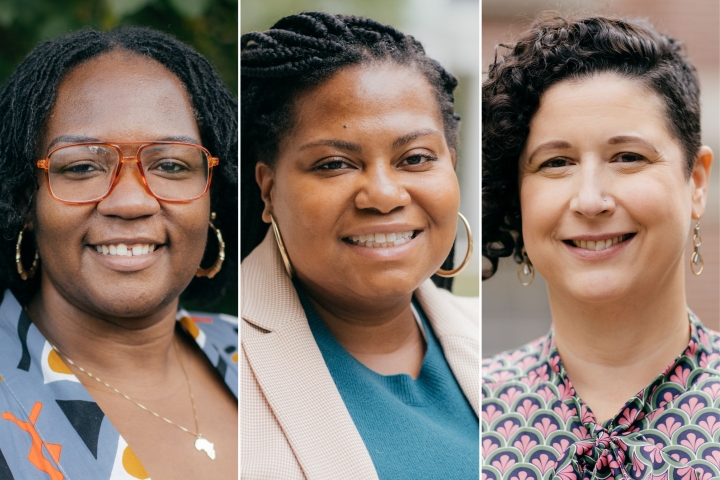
{"left": 482, "top": 313, "right": 720, "bottom": 480}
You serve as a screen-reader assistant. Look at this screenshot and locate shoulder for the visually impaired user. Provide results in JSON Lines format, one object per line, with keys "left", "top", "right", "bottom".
{"left": 179, "top": 309, "right": 238, "bottom": 351}
{"left": 433, "top": 288, "right": 479, "bottom": 327}
{"left": 482, "top": 335, "right": 550, "bottom": 386}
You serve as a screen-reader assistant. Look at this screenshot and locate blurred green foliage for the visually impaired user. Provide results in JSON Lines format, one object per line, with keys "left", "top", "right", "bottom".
{"left": 0, "top": 0, "right": 238, "bottom": 95}
{"left": 241, "top": 0, "right": 405, "bottom": 33}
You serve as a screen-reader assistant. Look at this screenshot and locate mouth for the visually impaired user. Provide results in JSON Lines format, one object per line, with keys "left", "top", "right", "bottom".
{"left": 342, "top": 230, "right": 419, "bottom": 248}
{"left": 91, "top": 243, "right": 162, "bottom": 257}
{"left": 563, "top": 233, "right": 636, "bottom": 251}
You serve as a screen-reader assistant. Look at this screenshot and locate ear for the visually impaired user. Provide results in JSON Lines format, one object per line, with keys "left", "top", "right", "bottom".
{"left": 450, "top": 148, "right": 457, "bottom": 169}
{"left": 255, "top": 162, "right": 275, "bottom": 224}
{"left": 690, "top": 145, "right": 713, "bottom": 220}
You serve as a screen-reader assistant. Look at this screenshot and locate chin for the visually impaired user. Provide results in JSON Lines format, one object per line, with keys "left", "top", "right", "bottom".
{"left": 559, "top": 273, "right": 632, "bottom": 305}
{"left": 78, "top": 284, "right": 182, "bottom": 320}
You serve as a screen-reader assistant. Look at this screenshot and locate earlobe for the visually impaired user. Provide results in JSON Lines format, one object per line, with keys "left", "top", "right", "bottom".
{"left": 690, "top": 146, "right": 713, "bottom": 219}
{"left": 255, "top": 162, "right": 275, "bottom": 224}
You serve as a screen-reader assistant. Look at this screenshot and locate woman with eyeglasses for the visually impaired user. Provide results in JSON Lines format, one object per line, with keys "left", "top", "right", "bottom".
{"left": 0, "top": 28, "right": 237, "bottom": 479}
{"left": 241, "top": 12, "right": 479, "bottom": 479}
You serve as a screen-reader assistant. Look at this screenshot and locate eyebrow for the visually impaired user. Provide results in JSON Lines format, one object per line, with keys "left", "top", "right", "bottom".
{"left": 298, "top": 139, "right": 362, "bottom": 153}
{"left": 297, "top": 129, "right": 443, "bottom": 154}
{"left": 392, "top": 129, "right": 442, "bottom": 149}
{"left": 607, "top": 135, "right": 659, "bottom": 153}
{"left": 526, "top": 140, "right": 573, "bottom": 163}
{"left": 46, "top": 134, "right": 202, "bottom": 151}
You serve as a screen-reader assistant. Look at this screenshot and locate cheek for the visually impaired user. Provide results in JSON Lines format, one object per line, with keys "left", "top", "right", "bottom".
{"left": 519, "top": 177, "right": 562, "bottom": 248}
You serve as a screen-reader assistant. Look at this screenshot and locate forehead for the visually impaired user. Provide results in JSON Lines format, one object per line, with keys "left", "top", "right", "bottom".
{"left": 42, "top": 50, "right": 199, "bottom": 149}
{"left": 287, "top": 62, "right": 443, "bottom": 135}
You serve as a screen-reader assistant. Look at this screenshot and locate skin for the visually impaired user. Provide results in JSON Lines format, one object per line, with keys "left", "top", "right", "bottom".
{"left": 519, "top": 73, "right": 712, "bottom": 422}
{"left": 25, "top": 50, "right": 237, "bottom": 480}
{"left": 256, "top": 63, "right": 460, "bottom": 378}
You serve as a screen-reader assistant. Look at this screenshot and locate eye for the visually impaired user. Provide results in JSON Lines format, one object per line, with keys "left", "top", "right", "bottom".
{"left": 61, "top": 162, "right": 105, "bottom": 175}
{"left": 614, "top": 152, "right": 647, "bottom": 163}
{"left": 538, "top": 158, "right": 571, "bottom": 169}
{"left": 315, "top": 159, "right": 352, "bottom": 170}
{"left": 153, "top": 160, "right": 188, "bottom": 173}
{"left": 401, "top": 153, "right": 437, "bottom": 166}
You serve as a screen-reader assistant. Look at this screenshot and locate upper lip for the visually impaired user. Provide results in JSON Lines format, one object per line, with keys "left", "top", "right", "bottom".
{"left": 562, "top": 232, "right": 635, "bottom": 242}
{"left": 88, "top": 237, "right": 165, "bottom": 246}
{"left": 340, "top": 224, "right": 423, "bottom": 238}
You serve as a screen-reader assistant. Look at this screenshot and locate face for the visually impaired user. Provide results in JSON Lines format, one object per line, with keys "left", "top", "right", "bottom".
{"left": 33, "top": 50, "right": 210, "bottom": 318}
{"left": 519, "top": 73, "right": 711, "bottom": 304}
{"left": 257, "top": 63, "right": 460, "bottom": 304}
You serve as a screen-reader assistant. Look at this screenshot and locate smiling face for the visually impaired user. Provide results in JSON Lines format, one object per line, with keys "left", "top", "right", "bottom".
{"left": 519, "top": 73, "right": 709, "bottom": 304}
{"left": 257, "top": 62, "right": 460, "bottom": 304}
{"left": 33, "top": 50, "right": 210, "bottom": 318}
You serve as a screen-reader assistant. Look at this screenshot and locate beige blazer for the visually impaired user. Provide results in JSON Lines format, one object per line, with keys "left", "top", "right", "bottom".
{"left": 241, "top": 229, "right": 479, "bottom": 479}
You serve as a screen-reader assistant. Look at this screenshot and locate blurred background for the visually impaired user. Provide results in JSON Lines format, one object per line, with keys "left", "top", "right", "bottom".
{"left": 242, "top": 0, "right": 480, "bottom": 297}
{"left": 482, "top": 0, "right": 720, "bottom": 356}
{"left": 0, "top": 0, "right": 238, "bottom": 314}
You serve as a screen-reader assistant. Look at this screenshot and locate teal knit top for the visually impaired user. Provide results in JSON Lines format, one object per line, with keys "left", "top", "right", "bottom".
{"left": 297, "top": 288, "right": 479, "bottom": 479}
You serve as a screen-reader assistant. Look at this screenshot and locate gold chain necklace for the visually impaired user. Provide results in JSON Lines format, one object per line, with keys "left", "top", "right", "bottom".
{"left": 50, "top": 339, "right": 216, "bottom": 460}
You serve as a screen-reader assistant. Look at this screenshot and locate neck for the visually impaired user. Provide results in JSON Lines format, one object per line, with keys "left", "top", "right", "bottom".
{"left": 547, "top": 262, "right": 690, "bottom": 421}
{"left": 298, "top": 278, "right": 425, "bottom": 377}
{"left": 26, "top": 277, "right": 179, "bottom": 382}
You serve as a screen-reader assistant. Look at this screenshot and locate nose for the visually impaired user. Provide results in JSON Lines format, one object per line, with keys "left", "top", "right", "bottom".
{"left": 354, "top": 162, "right": 411, "bottom": 213}
{"left": 96, "top": 160, "right": 161, "bottom": 218}
{"left": 569, "top": 161, "right": 615, "bottom": 217}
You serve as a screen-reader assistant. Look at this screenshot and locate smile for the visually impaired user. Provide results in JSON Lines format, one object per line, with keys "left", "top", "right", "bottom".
{"left": 93, "top": 243, "right": 159, "bottom": 256}
{"left": 566, "top": 233, "right": 635, "bottom": 251}
{"left": 343, "top": 231, "right": 417, "bottom": 248}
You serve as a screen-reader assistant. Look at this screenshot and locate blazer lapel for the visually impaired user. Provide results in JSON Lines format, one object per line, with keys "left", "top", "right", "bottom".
{"left": 242, "top": 230, "right": 378, "bottom": 480}
{"left": 415, "top": 280, "right": 480, "bottom": 415}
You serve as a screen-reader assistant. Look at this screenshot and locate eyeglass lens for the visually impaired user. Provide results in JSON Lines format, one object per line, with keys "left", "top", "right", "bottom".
{"left": 47, "top": 144, "right": 210, "bottom": 202}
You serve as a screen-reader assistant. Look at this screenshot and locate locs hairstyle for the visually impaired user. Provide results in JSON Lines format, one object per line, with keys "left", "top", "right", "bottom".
{"left": 241, "top": 12, "right": 461, "bottom": 289}
{"left": 482, "top": 13, "right": 701, "bottom": 279}
{"left": 0, "top": 27, "right": 238, "bottom": 304}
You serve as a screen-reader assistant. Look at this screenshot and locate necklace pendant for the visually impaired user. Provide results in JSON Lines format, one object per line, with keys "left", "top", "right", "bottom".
{"left": 195, "top": 436, "right": 216, "bottom": 460}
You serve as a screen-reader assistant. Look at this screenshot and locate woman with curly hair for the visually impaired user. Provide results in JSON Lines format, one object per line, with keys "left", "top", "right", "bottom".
{"left": 0, "top": 28, "right": 238, "bottom": 479}
{"left": 482, "top": 13, "right": 719, "bottom": 480}
{"left": 241, "top": 12, "right": 478, "bottom": 479}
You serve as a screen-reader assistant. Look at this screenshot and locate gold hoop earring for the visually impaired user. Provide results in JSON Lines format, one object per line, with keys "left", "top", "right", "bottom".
{"left": 195, "top": 212, "right": 225, "bottom": 279}
{"left": 436, "top": 212, "right": 473, "bottom": 278}
{"left": 270, "top": 214, "right": 294, "bottom": 278}
{"left": 691, "top": 221, "right": 703, "bottom": 276}
{"left": 16, "top": 226, "right": 39, "bottom": 281}
{"left": 517, "top": 247, "right": 534, "bottom": 286}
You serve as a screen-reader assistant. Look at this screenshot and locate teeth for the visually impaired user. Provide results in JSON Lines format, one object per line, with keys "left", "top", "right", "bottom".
{"left": 94, "top": 243, "right": 158, "bottom": 256}
{"left": 571, "top": 235, "right": 628, "bottom": 251}
{"left": 346, "top": 231, "right": 416, "bottom": 248}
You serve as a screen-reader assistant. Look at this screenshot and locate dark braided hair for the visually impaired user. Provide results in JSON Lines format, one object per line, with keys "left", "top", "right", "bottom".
{"left": 482, "top": 13, "right": 701, "bottom": 279}
{"left": 241, "top": 12, "right": 461, "bottom": 289}
{"left": 0, "top": 27, "right": 238, "bottom": 305}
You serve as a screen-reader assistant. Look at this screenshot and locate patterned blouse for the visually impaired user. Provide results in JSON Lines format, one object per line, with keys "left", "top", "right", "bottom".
{"left": 482, "top": 314, "right": 720, "bottom": 480}
{"left": 0, "top": 290, "right": 238, "bottom": 480}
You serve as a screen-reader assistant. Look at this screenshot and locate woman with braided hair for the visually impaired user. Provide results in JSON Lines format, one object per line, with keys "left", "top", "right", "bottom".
{"left": 241, "top": 12, "right": 479, "bottom": 479}
{"left": 0, "top": 28, "right": 238, "bottom": 478}
{"left": 482, "top": 13, "right": 719, "bottom": 480}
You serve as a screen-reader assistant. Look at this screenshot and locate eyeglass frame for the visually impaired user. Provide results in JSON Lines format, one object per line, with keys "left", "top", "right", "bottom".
{"left": 36, "top": 141, "right": 220, "bottom": 205}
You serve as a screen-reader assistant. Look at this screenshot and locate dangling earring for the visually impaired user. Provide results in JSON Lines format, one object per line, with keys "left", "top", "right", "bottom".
{"left": 270, "top": 214, "right": 294, "bottom": 278}
{"left": 691, "top": 221, "right": 703, "bottom": 276}
{"left": 436, "top": 212, "right": 473, "bottom": 278}
{"left": 517, "top": 247, "right": 534, "bottom": 286}
{"left": 195, "top": 212, "right": 225, "bottom": 279}
{"left": 16, "top": 226, "right": 39, "bottom": 281}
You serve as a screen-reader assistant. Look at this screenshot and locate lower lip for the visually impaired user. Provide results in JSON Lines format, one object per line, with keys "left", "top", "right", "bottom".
{"left": 343, "top": 233, "right": 421, "bottom": 260}
{"left": 564, "top": 236, "right": 634, "bottom": 260}
{"left": 88, "top": 246, "right": 164, "bottom": 272}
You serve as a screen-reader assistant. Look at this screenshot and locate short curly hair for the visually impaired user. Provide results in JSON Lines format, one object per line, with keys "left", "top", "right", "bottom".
{"left": 0, "top": 27, "right": 238, "bottom": 305}
{"left": 241, "top": 12, "right": 461, "bottom": 290}
{"left": 482, "top": 13, "right": 701, "bottom": 279}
